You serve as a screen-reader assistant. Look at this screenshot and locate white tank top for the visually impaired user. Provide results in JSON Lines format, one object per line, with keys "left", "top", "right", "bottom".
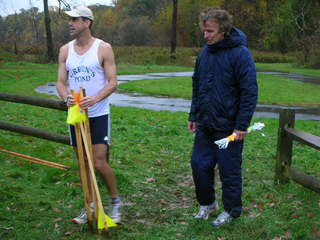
{"left": 66, "top": 38, "right": 110, "bottom": 117}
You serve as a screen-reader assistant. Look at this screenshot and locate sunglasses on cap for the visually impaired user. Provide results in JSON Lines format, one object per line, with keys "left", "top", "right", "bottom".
{"left": 69, "top": 17, "right": 91, "bottom": 21}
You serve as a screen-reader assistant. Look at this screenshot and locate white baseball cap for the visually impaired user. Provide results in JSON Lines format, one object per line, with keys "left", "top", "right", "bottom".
{"left": 65, "top": 6, "right": 94, "bottom": 21}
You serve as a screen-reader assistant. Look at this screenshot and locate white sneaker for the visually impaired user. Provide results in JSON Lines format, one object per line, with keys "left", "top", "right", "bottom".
{"left": 211, "top": 211, "right": 233, "bottom": 227}
{"left": 71, "top": 208, "right": 87, "bottom": 224}
{"left": 71, "top": 202, "right": 94, "bottom": 224}
{"left": 194, "top": 201, "right": 218, "bottom": 220}
{"left": 109, "top": 201, "right": 122, "bottom": 224}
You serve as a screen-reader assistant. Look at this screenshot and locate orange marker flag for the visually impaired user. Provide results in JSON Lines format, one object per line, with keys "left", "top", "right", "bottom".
{"left": 66, "top": 91, "right": 87, "bottom": 125}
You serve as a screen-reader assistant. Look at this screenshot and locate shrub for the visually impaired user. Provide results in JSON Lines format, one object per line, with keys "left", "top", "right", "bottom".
{"left": 251, "top": 50, "right": 295, "bottom": 63}
{"left": 113, "top": 46, "right": 199, "bottom": 66}
{"left": 295, "top": 48, "right": 320, "bottom": 69}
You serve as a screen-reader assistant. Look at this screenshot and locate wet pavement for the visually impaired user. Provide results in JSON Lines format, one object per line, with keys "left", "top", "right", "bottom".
{"left": 35, "top": 71, "right": 320, "bottom": 120}
{"left": 117, "top": 72, "right": 194, "bottom": 83}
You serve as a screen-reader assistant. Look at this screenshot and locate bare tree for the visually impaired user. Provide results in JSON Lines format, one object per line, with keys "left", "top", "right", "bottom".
{"left": 292, "top": 2, "right": 313, "bottom": 63}
{"left": 13, "top": 11, "right": 18, "bottom": 54}
{"left": 29, "top": 1, "right": 40, "bottom": 43}
{"left": 43, "top": 0, "right": 55, "bottom": 62}
{"left": 170, "top": 0, "right": 177, "bottom": 58}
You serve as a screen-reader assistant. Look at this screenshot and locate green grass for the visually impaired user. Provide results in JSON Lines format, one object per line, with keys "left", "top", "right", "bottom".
{"left": 118, "top": 73, "right": 320, "bottom": 107}
{"left": 0, "top": 62, "right": 320, "bottom": 239}
{"left": 0, "top": 61, "right": 192, "bottom": 76}
{"left": 116, "top": 64, "right": 192, "bottom": 75}
{"left": 119, "top": 77, "right": 192, "bottom": 99}
{"left": 256, "top": 63, "right": 320, "bottom": 77}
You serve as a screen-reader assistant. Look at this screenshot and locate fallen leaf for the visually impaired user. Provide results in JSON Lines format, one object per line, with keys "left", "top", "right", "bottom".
{"left": 146, "top": 177, "right": 154, "bottom": 183}
{"left": 54, "top": 223, "right": 60, "bottom": 232}
{"left": 67, "top": 181, "right": 81, "bottom": 186}
{"left": 122, "top": 201, "right": 134, "bottom": 206}
{"left": 311, "top": 228, "right": 320, "bottom": 239}
{"left": 287, "top": 194, "right": 294, "bottom": 199}
{"left": 53, "top": 208, "right": 61, "bottom": 213}
{"left": 64, "top": 228, "right": 77, "bottom": 236}
{"left": 248, "top": 212, "right": 261, "bottom": 218}
{"left": 284, "top": 232, "right": 292, "bottom": 239}
{"left": 307, "top": 212, "right": 314, "bottom": 218}
{"left": 268, "top": 202, "right": 276, "bottom": 207}
{"left": 0, "top": 226, "right": 14, "bottom": 230}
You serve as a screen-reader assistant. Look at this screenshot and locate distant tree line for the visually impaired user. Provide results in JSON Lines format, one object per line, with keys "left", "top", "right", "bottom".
{"left": 0, "top": 0, "right": 320, "bottom": 67}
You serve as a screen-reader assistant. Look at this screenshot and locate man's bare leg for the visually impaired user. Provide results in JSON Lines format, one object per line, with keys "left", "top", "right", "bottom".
{"left": 92, "top": 144, "right": 118, "bottom": 198}
{"left": 92, "top": 143, "right": 121, "bottom": 223}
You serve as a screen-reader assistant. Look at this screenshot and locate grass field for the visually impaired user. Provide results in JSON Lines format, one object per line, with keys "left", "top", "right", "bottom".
{"left": 0, "top": 62, "right": 319, "bottom": 239}
{"left": 256, "top": 63, "right": 320, "bottom": 77}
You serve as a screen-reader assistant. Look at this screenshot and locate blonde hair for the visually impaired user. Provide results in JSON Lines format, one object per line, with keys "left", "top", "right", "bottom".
{"left": 199, "top": 8, "right": 233, "bottom": 36}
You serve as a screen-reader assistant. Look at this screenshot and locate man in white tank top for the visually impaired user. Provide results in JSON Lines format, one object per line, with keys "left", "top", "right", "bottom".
{"left": 56, "top": 6, "right": 121, "bottom": 224}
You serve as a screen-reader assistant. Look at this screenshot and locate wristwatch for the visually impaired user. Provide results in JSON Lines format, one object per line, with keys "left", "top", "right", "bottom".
{"left": 63, "top": 96, "right": 68, "bottom": 104}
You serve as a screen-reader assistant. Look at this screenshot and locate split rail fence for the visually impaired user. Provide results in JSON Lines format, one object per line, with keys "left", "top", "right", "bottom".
{"left": 0, "top": 93, "right": 69, "bottom": 145}
{"left": 275, "top": 109, "right": 320, "bottom": 193}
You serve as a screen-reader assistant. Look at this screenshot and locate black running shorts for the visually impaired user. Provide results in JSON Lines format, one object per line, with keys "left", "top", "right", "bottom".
{"left": 69, "top": 114, "right": 110, "bottom": 146}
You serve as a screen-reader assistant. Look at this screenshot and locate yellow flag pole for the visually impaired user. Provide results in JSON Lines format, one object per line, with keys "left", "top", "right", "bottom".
{"left": 79, "top": 88, "right": 116, "bottom": 233}
{"left": 80, "top": 89, "right": 98, "bottom": 220}
{"left": 71, "top": 89, "right": 94, "bottom": 225}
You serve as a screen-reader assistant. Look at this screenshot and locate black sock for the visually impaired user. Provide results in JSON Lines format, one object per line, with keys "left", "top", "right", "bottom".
{"left": 111, "top": 196, "right": 121, "bottom": 204}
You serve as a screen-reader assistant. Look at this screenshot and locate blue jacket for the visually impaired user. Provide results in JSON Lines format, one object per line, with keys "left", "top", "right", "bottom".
{"left": 189, "top": 28, "right": 258, "bottom": 131}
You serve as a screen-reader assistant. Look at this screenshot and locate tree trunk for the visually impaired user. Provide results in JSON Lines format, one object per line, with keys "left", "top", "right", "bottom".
{"left": 13, "top": 12, "right": 18, "bottom": 55}
{"left": 170, "top": 0, "right": 178, "bottom": 58}
{"left": 43, "top": 0, "right": 55, "bottom": 62}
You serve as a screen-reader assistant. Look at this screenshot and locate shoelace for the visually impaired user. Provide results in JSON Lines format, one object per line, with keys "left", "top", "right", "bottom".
{"left": 197, "top": 206, "right": 209, "bottom": 217}
{"left": 216, "top": 212, "right": 230, "bottom": 222}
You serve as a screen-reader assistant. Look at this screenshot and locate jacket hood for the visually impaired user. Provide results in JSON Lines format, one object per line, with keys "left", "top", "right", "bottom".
{"left": 207, "top": 27, "right": 247, "bottom": 53}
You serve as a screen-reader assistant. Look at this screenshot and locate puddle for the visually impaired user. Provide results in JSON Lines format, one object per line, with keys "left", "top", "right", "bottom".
{"left": 35, "top": 72, "right": 320, "bottom": 120}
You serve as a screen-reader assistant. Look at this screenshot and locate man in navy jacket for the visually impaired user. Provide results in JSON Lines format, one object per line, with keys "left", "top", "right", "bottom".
{"left": 188, "top": 7, "right": 258, "bottom": 227}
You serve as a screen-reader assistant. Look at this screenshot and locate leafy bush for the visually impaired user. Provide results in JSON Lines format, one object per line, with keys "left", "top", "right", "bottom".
{"left": 0, "top": 43, "right": 309, "bottom": 66}
{"left": 114, "top": 46, "right": 199, "bottom": 66}
{"left": 251, "top": 50, "right": 295, "bottom": 63}
{"left": 295, "top": 48, "right": 320, "bottom": 69}
{"left": 0, "top": 50, "right": 18, "bottom": 62}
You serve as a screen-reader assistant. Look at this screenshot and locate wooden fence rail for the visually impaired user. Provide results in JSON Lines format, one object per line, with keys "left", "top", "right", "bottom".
{"left": 0, "top": 93, "right": 69, "bottom": 145}
{"left": 0, "top": 121, "right": 69, "bottom": 145}
{"left": 0, "top": 93, "right": 67, "bottom": 111}
{"left": 275, "top": 109, "right": 320, "bottom": 193}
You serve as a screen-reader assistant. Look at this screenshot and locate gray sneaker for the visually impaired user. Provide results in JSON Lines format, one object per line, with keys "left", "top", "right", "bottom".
{"left": 71, "top": 202, "right": 94, "bottom": 225}
{"left": 109, "top": 201, "right": 122, "bottom": 224}
{"left": 211, "top": 211, "right": 233, "bottom": 227}
{"left": 194, "top": 201, "right": 219, "bottom": 220}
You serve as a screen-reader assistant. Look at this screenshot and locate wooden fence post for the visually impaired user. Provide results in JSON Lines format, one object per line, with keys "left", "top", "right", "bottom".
{"left": 275, "top": 109, "right": 295, "bottom": 184}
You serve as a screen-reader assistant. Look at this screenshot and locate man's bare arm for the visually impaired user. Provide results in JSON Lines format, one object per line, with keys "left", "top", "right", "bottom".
{"left": 56, "top": 45, "right": 69, "bottom": 100}
{"left": 56, "top": 44, "right": 76, "bottom": 106}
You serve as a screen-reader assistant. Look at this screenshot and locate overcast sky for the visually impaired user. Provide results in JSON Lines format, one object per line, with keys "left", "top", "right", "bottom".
{"left": 0, "top": 0, "right": 113, "bottom": 16}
